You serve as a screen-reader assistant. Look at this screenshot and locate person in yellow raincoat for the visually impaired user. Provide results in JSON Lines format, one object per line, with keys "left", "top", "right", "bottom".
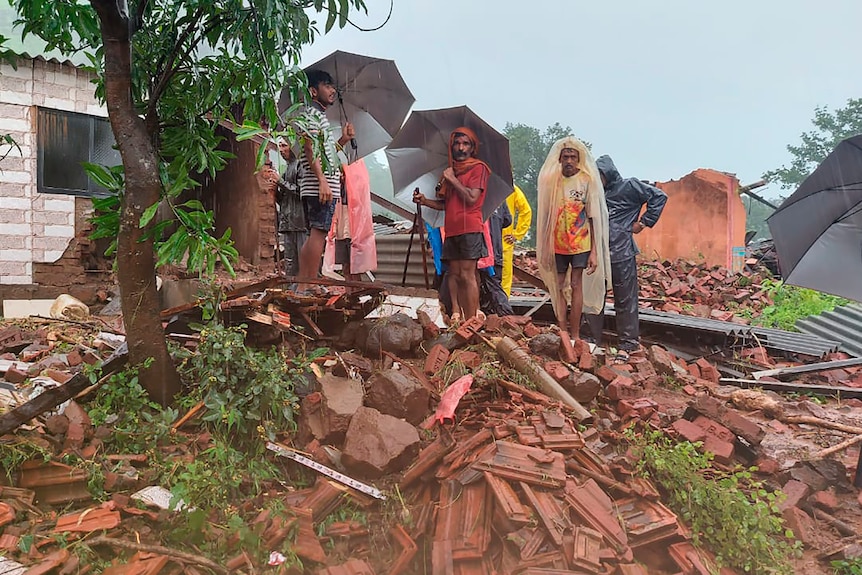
{"left": 501, "top": 185, "right": 533, "bottom": 296}
{"left": 536, "top": 136, "right": 610, "bottom": 343}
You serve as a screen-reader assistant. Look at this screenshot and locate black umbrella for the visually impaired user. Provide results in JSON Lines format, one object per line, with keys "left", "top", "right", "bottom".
{"left": 767, "top": 134, "right": 862, "bottom": 301}
{"left": 278, "top": 50, "right": 415, "bottom": 160}
{"left": 384, "top": 105, "right": 513, "bottom": 228}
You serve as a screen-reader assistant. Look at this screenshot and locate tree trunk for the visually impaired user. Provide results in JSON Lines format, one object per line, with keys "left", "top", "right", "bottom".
{"left": 92, "top": 0, "right": 181, "bottom": 405}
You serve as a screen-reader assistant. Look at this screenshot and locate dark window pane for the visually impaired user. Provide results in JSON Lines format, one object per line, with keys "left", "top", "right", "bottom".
{"left": 37, "top": 107, "right": 121, "bottom": 197}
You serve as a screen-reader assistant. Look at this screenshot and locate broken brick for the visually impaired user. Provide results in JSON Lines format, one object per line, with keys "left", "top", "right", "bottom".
{"left": 543, "top": 361, "right": 570, "bottom": 383}
{"left": 692, "top": 415, "right": 735, "bottom": 443}
{"left": 648, "top": 345, "right": 675, "bottom": 376}
{"left": 606, "top": 375, "right": 639, "bottom": 401}
{"left": 450, "top": 349, "right": 482, "bottom": 370}
{"left": 811, "top": 489, "right": 838, "bottom": 512}
{"left": 559, "top": 334, "right": 576, "bottom": 364}
{"left": 595, "top": 365, "right": 621, "bottom": 386}
{"left": 523, "top": 322, "right": 542, "bottom": 338}
{"left": 703, "top": 436, "right": 735, "bottom": 465}
{"left": 691, "top": 396, "right": 765, "bottom": 445}
{"left": 65, "top": 349, "right": 83, "bottom": 367}
{"left": 694, "top": 358, "right": 720, "bottom": 384}
{"left": 671, "top": 419, "right": 706, "bottom": 443}
{"left": 454, "top": 315, "right": 484, "bottom": 343}
{"left": 424, "top": 344, "right": 450, "bottom": 376}
{"left": 3, "top": 366, "right": 28, "bottom": 384}
{"left": 782, "top": 506, "right": 815, "bottom": 546}
{"left": 779, "top": 479, "right": 811, "bottom": 511}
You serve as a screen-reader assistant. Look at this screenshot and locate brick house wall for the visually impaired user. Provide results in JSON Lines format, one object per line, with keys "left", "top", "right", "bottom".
{"left": 636, "top": 169, "right": 747, "bottom": 269}
{"left": 0, "top": 56, "right": 111, "bottom": 301}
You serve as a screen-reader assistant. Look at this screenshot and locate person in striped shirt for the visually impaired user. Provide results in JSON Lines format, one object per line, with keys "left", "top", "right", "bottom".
{"left": 295, "top": 69, "right": 355, "bottom": 293}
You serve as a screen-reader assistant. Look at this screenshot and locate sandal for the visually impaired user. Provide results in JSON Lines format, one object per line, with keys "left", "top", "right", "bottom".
{"left": 612, "top": 350, "right": 630, "bottom": 365}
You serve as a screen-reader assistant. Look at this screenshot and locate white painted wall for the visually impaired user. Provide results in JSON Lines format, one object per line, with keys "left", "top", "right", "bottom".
{"left": 0, "top": 57, "right": 106, "bottom": 284}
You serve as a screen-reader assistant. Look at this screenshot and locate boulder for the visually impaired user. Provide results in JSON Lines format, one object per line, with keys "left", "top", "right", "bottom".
{"left": 366, "top": 369, "right": 430, "bottom": 425}
{"left": 342, "top": 407, "right": 420, "bottom": 478}
{"left": 297, "top": 376, "right": 364, "bottom": 443}
{"left": 529, "top": 333, "right": 561, "bottom": 358}
{"left": 356, "top": 314, "right": 423, "bottom": 357}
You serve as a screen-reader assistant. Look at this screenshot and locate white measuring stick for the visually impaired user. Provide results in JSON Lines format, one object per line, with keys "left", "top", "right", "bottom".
{"left": 266, "top": 442, "right": 387, "bottom": 500}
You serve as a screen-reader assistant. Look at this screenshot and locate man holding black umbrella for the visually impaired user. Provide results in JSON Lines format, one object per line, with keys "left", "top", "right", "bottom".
{"left": 414, "top": 128, "right": 489, "bottom": 323}
{"left": 295, "top": 69, "right": 356, "bottom": 293}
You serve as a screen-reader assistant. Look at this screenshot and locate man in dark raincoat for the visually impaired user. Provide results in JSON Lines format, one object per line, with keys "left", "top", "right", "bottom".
{"left": 587, "top": 155, "right": 667, "bottom": 361}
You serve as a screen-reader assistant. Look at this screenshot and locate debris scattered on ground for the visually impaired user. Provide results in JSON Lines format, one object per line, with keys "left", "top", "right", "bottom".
{"left": 0, "top": 270, "right": 860, "bottom": 574}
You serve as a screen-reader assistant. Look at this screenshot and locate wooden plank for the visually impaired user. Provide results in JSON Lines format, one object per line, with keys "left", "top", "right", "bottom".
{"left": 0, "top": 343, "right": 128, "bottom": 435}
{"left": 513, "top": 265, "right": 546, "bottom": 291}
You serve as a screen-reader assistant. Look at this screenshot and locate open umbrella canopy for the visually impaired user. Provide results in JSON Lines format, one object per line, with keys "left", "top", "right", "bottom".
{"left": 385, "top": 106, "right": 513, "bottom": 228}
{"left": 767, "top": 135, "right": 862, "bottom": 301}
{"left": 278, "top": 50, "right": 415, "bottom": 160}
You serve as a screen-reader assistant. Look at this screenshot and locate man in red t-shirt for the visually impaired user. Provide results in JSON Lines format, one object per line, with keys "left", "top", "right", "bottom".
{"left": 414, "top": 127, "right": 489, "bottom": 323}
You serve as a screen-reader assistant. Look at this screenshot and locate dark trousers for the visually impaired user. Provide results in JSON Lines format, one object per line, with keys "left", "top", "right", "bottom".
{"left": 480, "top": 265, "right": 514, "bottom": 316}
{"left": 279, "top": 230, "right": 307, "bottom": 277}
{"left": 586, "top": 256, "right": 639, "bottom": 351}
{"left": 439, "top": 266, "right": 513, "bottom": 317}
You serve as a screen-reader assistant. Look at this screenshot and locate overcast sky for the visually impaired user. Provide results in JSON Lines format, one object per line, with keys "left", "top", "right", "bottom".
{"left": 299, "top": 0, "right": 862, "bottom": 198}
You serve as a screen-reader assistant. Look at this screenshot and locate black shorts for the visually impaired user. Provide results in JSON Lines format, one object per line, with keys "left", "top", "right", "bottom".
{"left": 442, "top": 232, "right": 487, "bottom": 261}
{"left": 302, "top": 196, "right": 337, "bottom": 231}
{"left": 555, "top": 252, "right": 590, "bottom": 274}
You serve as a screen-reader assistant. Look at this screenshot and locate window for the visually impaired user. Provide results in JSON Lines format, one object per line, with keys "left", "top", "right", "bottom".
{"left": 36, "top": 107, "right": 122, "bottom": 197}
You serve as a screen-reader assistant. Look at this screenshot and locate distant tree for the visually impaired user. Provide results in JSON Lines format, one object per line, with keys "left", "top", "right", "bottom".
{"left": 764, "top": 98, "right": 862, "bottom": 190}
{"left": 742, "top": 196, "right": 779, "bottom": 241}
{"left": 503, "top": 122, "right": 577, "bottom": 247}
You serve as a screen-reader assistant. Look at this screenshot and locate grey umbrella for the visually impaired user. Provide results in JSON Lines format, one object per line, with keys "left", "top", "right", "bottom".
{"left": 278, "top": 50, "right": 415, "bottom": 160}
{"left": 767, "top": 134, "right": 862, "bottom": 301}
{"left": 384, "top": 106, "right": 513, "bottom": 228}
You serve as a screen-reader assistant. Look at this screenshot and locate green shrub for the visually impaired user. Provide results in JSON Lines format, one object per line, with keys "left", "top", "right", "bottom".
{"left": 627, "top": 428, "right": 801, "bottom": 574}
{"left": 87, "top": 360, "right": 176, "bottom": 454}
{"left": 833, "top": 558, "right": 862, "bottom": 575}
{"left": 755, "top": 279, "right": 848, "bottom": 331}
{"left": 179, "top": 322, "right": 321, "bottom": 448}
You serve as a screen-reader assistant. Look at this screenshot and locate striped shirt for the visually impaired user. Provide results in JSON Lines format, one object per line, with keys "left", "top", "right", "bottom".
{"left": 295, "top": 103, "right": 342, "bottom": 200}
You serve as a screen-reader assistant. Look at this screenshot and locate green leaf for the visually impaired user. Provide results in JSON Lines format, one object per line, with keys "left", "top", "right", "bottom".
{"left": 82, "top": 162, "right": 121, "bottom": 190}
{"left": 139, "top": 202, "right": 160, "bottom": 228}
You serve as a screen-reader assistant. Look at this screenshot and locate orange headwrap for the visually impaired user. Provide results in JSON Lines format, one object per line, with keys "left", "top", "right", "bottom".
{"left": 437, "top": 126, "right": 490, "bottom": 198}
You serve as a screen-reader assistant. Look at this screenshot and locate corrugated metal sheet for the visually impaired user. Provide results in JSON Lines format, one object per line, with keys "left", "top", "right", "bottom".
{"left": 796, "top": 304, "right": 862, "bottom": 357}
{"left": 509, "top": 296, "right": 842, "bottom": 358}
{"left": 749, "top": 326, "right": 842, "bottom": 358}
{"left": 633, "top": 307, "right": 750, "bottom": 337}
{"left": 372, "top": 233, "right": 435, "bottom": 288}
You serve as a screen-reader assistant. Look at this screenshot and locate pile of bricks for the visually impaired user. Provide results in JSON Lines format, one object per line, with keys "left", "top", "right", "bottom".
{"left": 637, "top": 260, "right": 773, "bottom": 322}
{"left": 511, "top": 254, "right": 775, "bottom": 323}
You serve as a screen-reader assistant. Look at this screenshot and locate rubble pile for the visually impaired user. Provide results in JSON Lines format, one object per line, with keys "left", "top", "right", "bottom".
{"left": 0, "top": 290, "right": 861, "bottom": 574}
{"left": 513, "top": 254, "right": 775, "bottom": 323}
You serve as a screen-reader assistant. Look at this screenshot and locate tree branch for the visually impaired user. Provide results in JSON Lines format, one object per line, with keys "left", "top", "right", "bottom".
{"left": 87, "top": 536, "right": 228, "bottom": 575}
{"left": 147, "top": 5, "right": 207, "bottom": 126}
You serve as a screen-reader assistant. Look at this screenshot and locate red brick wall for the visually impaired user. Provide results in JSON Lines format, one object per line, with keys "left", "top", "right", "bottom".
{"left": 636, "top": 169, "right": 746, "bottom": 268}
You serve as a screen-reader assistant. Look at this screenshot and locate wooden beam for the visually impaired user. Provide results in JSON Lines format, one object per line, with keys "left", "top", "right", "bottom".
{"left": 513, "top": 265, "right": 546, "bottom": 291}
{"left": 370, "top": 192, "right": 415, "bottom": 221}
{"left": 0, "top": 343, "right": 129, "bottom": 435}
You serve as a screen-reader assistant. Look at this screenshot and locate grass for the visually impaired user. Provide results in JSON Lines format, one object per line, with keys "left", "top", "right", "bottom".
{"left": 754, "top": 279, "right": 848, "bottom": 331}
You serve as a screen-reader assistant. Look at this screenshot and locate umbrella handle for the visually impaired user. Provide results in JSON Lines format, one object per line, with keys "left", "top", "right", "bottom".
{"left": 337, "top": 93, "right": 358, "bottom": 152}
